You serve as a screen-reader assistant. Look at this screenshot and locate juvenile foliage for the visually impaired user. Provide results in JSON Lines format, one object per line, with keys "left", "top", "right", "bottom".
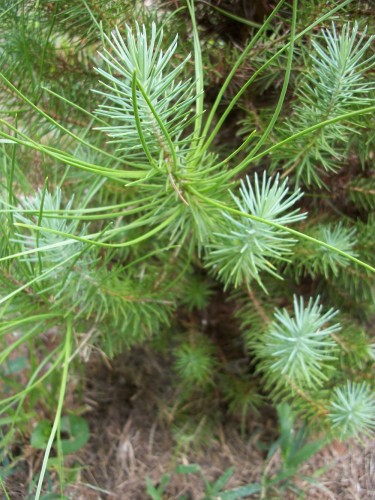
{"left": 291, "top": 223, "right": 358, "bottom": 279}
{"left": 257, "top": 296, "right": 340, "bottom": 389}
{"left": 95, "top": 22, "right": 196, "bottom": 161}
{"left": 271, "top": 22, "right": 375, "bottom": 186}
{"left": 206, "top": 172, "right": 305, "bottom": 290}
{"left": 13, "top": 188, "right": 89, "bottom": 274}
{"left": 329, "top": 382, "right": 375, "bottom": 438}
{"left": 174, "top": 334, "right": 217, "bottom": 388}
{"left": 348, "top": 175, "right": 375, "bottom": 211}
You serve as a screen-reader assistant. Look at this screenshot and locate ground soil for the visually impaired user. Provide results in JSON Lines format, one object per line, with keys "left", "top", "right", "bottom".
{"left": 6, "top": 350, "right": 373, "bottom": 500}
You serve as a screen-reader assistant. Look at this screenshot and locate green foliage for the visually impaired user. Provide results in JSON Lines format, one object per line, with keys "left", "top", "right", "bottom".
{"left": 256, "top": 296, "right": 340, "bottom": 389}
{"left": 180, "top": 273, "right": 214, "bottom": 312}
{"left": 146, "top": 462, "right": 261, "bottom": 500}
{"left": 270, "top": 21, "right": 375, "bottom": 187}
{"left": 14, "top": 187, "right": 90, "bottom": 276}
{"left": 0, "top": 0, "right": 374, "bottom": 497}
{"left": 31, "top": 415, "right": 89, "bottom": 454}
{"left": 206, "top": 172, "right": 305, "bottom": 290}
{"left": 147, "top": 403, "right": 328, "bottom": 499}
{"left": 328, "top": 382, "right": 375, "bottom": 438}
{"left": 207, "top": 173, "right": 304, "bottom": 287}
{"left": 174, "top": 334, "right": 217, "bottom": 388}
{"left": 348, "top": 175, "right": 375, "bottom": 211}
{"left": 95, "top": 22, "right": 196, "bottom": 159}
{"left": 38, "top": 0, "right": 136, "bottom": 48}
{"left": 259, "top": 403, "right": 327, "bottom": 498}
{"left": 291, "top": 222, "right": 358, "bottom": 279}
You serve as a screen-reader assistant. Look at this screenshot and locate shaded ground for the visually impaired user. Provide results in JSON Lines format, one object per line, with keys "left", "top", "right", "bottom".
{"left": 54, "top": 354, "right": 375, "bottom": 498}
{"left": 4, "top": 349, "right": 374, "bottom": 499}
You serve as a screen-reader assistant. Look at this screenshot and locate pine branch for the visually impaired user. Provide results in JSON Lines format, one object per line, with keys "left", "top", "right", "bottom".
{"left": 95, "top": 22, "right": 196, "bottom": 164}
{"left": 256, "top": 296, "right": 340, "bottom": 389}
{"left": 272, "top": 22, "right": 375, "bottom": 187}
{"left": 205, "top": 172, "right": 305, "bottom": 290}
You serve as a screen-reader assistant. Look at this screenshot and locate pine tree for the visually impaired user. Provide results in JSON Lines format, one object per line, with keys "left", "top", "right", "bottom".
{"left": 0, "top": 0, "right": 374, "bottom": 496}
